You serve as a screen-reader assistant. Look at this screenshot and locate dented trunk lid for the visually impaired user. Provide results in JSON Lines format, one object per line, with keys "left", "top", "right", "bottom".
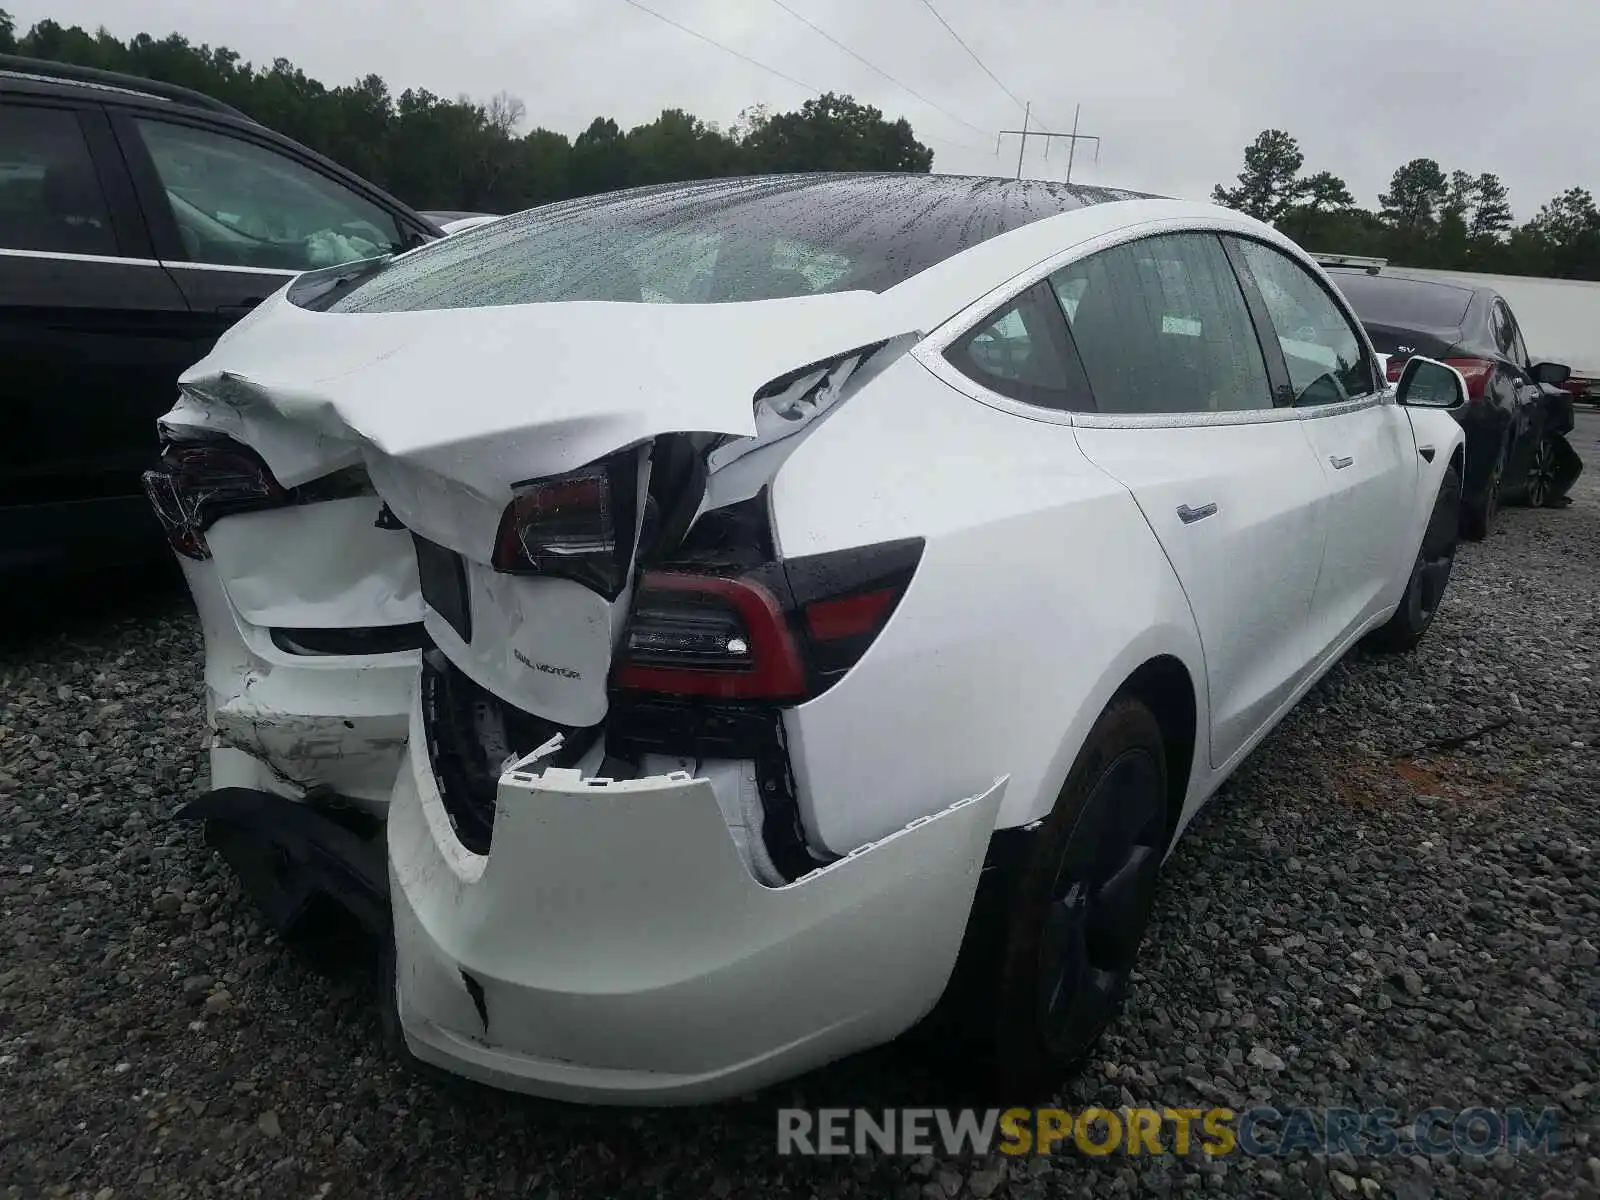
{"left": 166, "top": 285, "right": 911, "bottom": 724}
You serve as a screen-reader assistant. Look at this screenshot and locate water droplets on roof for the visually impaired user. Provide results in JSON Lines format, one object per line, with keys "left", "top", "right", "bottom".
{"left": 328, "top": 172, "right": 1157, "bottom": 314}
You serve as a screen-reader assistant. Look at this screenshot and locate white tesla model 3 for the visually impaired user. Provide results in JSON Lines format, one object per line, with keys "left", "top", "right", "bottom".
{"left": 147, "top": 174, "right": 1468, "bottom": 1103}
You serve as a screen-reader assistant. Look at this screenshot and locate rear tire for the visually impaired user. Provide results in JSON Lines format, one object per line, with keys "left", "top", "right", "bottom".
{"left": 1461, "top": 441, "right": 1503, "bottom": 541}
{"left": 956, "top": 698, "right": 1169, "bottom": 1098}
{"left": 1366, "top": 464, "right": 1461, "bottom": 654}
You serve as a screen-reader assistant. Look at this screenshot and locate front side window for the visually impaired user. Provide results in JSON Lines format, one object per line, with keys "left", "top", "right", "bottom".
{"left": 1232, "top": 239, "right": 1376, "bottom": 405}
{"left": 1049, "top": 232, "right": 1273, "bottom": 415}
{"left": 0, "top": 104, "right": 117, "bottom": 256}
{"left": 134, "top": 119, "right": 402, "bottom": 271}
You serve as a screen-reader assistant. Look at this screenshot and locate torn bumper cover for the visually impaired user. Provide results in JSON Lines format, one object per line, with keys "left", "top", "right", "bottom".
{"left": 388, "top": 706, "right": 1006, "bottom": 1105}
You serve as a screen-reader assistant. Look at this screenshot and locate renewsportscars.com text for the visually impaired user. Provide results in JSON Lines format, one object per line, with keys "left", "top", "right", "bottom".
{"left": 776, "top": 1106, "right": 1561, "bottom": 1158}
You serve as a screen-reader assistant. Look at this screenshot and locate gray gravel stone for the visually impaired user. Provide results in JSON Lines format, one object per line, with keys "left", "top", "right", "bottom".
{"left": 1, "top": 423, "right": 1597, "bottom": 1197}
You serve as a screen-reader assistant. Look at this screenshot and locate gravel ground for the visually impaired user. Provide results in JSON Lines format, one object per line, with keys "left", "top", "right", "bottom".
{"left": 2, "top": 416, "right": 1597, "bottom": 1200}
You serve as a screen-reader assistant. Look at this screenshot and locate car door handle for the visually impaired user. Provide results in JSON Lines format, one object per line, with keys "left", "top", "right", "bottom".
{"left": 1176, "top": 502, "right": 1218, "bottom": 524}
{"left": 1329, "top": 455, "right": 1354, "bottom": 469}
{"left": 215, "top": 297, "right": 265, "bottom": 317}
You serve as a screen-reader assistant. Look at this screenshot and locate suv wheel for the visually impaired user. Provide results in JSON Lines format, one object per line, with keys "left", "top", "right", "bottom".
{"left": 1525, "top": 434, "right": 1557, "bottom": 508}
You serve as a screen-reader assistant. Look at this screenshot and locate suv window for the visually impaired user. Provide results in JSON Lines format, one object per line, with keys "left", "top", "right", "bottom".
{"left": 1049, "top": 232, "right": 1272, "bottom": 415}
{"left": 944, "top": 282, "right": 1086, "bottom": 410}
{"left": 1233, "top": 238, "right": 1376, "bottom": 405}
{"left": 0, "top": 104, "right": 117, "bottom": 256}
{"left": 133, "top": 119, "right": 402, "bottom": 271}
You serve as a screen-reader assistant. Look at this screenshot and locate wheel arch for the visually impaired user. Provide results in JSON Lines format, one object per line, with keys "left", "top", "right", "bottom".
{"left": 1116, "top": 654, "right": 1198, "bottom": 851}
{"left": 994, "top": 625, "right": 1209, "bottom": 842}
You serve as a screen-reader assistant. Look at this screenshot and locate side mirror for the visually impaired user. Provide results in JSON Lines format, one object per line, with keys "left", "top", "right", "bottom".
{"left": 1531, "top": 360, "right": 1571, "bottom": 387}
{"left": 1395, "top": 356, "right": 1469, "bottom": 410}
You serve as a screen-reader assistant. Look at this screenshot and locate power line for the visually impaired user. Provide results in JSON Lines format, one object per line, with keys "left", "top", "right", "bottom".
{"left": 618, "top": 0, "right": 820, "bottom": 97}
{"left": 616, "top": 0, "right": 988, "bottom": 158}
{"left": 763, "top": 0, "right": 992, "bottom": 145}
{"left": 915, "top": 0, "right": 1050, "bottom": 132}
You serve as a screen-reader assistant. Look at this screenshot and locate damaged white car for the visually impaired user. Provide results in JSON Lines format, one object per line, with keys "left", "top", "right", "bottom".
{"left": 151, "top": 174, "right": 1469, "bottom": 1103}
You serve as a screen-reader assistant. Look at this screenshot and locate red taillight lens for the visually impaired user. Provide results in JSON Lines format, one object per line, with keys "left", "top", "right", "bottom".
{"left": 1442, "top": 357, "right": 1494, "bottom": 400}
{"left": 141, "top": 438, "right": 288, "bottom": 560}
{"left": 614, "top": 572, "right": 808, "bottom": 700}
{"left": 803, "top": 588, "right": 897, "bottom": 641}
{"left": 612, "top": 538, "right": 924, "bottom": 703}
{"left": 1386, "top": 357, "right": 1407, "bottom": 383}
{"left": 491, "top": 452, "right": 638, "bottom": 599}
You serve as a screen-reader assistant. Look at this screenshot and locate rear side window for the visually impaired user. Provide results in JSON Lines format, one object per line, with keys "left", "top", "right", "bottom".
{"left": 944, "top": 282, "right": 1087, "bottom": 410}
{"left": 0, "top": 104, "right": 117, "bottom": 256}
{"left": 1489, "top": 300, "right": 1519, "bottom": 360}
{"left": 1049, "top": 232, "right": 1273, "bottom": 415}
{"left": 1231, "top": 238, "right": 1377, "bottom": 405}
{"left": 1505, "top": 305, "right": 1530, "bottom": 367}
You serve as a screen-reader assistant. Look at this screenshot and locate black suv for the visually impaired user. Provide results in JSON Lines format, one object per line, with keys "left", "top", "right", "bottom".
{"left": 0, "top": 55, "right": 443, "bottom": 575}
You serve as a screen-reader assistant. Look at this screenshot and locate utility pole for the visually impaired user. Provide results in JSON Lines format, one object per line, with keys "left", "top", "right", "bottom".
{"left": 1014, "top": 101, "right": 1029, "bottom": 180}
{"left": 1001, "top": 103, "right": 1100, "bottom": 183}
{"left": 1064, "top": 103, "right": 1081, "bottom": 183}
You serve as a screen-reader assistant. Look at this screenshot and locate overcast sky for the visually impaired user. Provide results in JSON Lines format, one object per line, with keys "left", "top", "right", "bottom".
{"left": 13, "top": 0, "right": 1598, "bottom": 219}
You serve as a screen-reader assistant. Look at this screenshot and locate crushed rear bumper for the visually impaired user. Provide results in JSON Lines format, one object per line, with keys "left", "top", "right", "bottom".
{"left": 387, "top": 698, "right": 1006, "bottom": 1104}
{"left": 182, "top": 558, "right": 417, "bottom": 808}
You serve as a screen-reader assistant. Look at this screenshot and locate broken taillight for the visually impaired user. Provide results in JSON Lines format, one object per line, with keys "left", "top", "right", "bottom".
{"left": 141, "top": 437, "right": 289, "bottom": 560}
{"left": 612, "top": 538, "right": 924, "bottom": 702}
{"left": 491, "top": 450, "right": 639, "bottom": 600}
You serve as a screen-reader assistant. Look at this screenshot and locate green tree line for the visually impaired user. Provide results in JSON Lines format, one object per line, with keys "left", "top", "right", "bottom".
{"left": 1213, "top": 129, "right": 1600, "bottom": 280}
{"left": 0, "top": 13, "right": 933, "bottom": 213}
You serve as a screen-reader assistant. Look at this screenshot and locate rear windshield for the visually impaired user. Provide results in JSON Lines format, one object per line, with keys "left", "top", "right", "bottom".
{"left": 323, "top": 173, "right": 1143, "bottom": 313}
{"left": 1330, "top": 272, "right": 1473, "bottom": 331}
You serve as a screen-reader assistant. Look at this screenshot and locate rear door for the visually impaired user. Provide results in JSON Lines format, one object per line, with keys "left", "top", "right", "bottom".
{"left": 1053, "top": 231, "right": 1331, "bottom": 769}
{"left": 0, "top": 93, "right": 193, "bottom": 566}
{"left": 1227, "top": 236, "right": 1416, "bottom": 653}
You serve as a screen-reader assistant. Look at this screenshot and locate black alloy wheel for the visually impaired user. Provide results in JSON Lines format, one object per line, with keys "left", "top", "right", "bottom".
{"left": 1036, "top": 744, "right": 1165, "bottom": 1058}
{"left": 1366, "top": 463, "right": 1461, "bottom": 653}
{"left": 953, "top": 698, "right": 1171, "bottom": 1099}
{"left": 1525, "top": 434, "right": 1557, "bottom": 508}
